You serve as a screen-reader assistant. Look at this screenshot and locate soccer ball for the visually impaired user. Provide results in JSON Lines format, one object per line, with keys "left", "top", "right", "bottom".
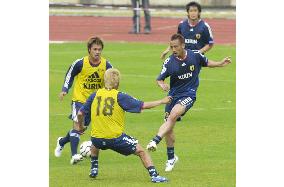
{"left": 79, "top": 141, "right": 92, "bottom": 157}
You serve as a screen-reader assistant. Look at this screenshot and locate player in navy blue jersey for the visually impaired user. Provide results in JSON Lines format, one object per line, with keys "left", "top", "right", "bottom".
{"left": 147, "top": 34, "right": 231, "bottom": 172}
{"left": 161, "top": 1, "right": 214, "bottom": 59}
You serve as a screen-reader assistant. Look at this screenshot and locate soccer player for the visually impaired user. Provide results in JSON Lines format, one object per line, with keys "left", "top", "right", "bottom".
{"left": 54, "top": 37, "right": 113, "bottom": 164}
{"left": 147, "top": 34, "right": 231, "bottom": 172}
{"left": 77, "top": 68, "right": 171, "bottom": 183}
{"left": 160, "top": 1, "right": 214, "bottom": 59}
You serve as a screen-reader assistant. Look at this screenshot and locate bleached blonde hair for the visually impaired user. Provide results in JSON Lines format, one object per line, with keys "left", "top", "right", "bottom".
{"left": 104, "top": 68, "right": 121, "bottom": 89}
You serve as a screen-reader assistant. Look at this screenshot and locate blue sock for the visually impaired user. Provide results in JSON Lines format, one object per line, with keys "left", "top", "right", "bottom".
{"left": 152, "top": 135, "right": 162, "bottom": 144}
{"left": 167, "top": 147, "right": 175, "bottom": 160}
{"left": 147, "top": 166, "right": 158, "bottom": 177}
{"left": 91, "top": 156, "right": 99, "bottom": 170}
{"left": 59, "top": 131, "right": 70, "bottom": 147}
{"left": 69, "top": 129, "right": 80, "bottom": 156}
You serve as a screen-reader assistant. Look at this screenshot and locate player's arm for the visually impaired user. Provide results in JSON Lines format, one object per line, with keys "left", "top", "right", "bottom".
{"left": 156, "top": 58, "right": 170, "bottom": 92}
{"left": 160, "top": 23, "right": 182, "bottom": 60}
{"left": 142, "top": 96, "right": 172, "bottom": 109}
{"left": 157, "top": 80, "right": 170, "bottom": 92}
{"left": 160, "top": 46, "right": 171, "bottom": 60}
{"left": 199, "top": 22, "right": 214, "bottom": 54}
{"left": 199, "top": 44, "right": 213, "bottom": 54}
{"left": 117, "top": 92, "right": 171, "bottom": 113}
{"left": 77, "top": 92, "right": 97, "bottom": 126}
{"left": 194, "top": 50, "right": 231, "bottom": 68}
{"left": 106, "top": 60, "right": 113, "bottom": 69}
{"left": 59, "top": 59, "right": 83, "bottom": 101}
{"left": 207, "top": 57, "right": 232, "bottom": 68}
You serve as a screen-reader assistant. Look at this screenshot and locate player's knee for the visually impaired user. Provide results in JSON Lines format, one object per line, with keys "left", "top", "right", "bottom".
{"left": 168, "top": 113, "right": 180, "bottom": 122}
{"left": 134, "top": 144, "right": 145, "bottom": 156}
{"left": 73, "top": 122, "right": 84, "bottom": 132}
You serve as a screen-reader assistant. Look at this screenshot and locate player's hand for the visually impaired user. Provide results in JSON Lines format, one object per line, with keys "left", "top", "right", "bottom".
{"left": 161, "top": 96, "right": 172, "bottom": 104}
{"left": 160, "top": 83, "right": 170, "bottom": 92}
{"left": 221, "top": 56, "right": 232, "bottom": 66}
{"left": 59, "top": 91, "right": 67, "bottom": 101}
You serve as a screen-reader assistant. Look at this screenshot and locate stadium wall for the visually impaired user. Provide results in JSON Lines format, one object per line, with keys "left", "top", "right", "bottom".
{"left": 50, "top": 0, "right": 236, "bottom": 7}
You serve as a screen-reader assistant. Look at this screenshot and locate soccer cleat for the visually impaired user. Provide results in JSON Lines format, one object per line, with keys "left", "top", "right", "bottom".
{"left": 54, "top": 137, "right": 64, "bottom": 157}
{"left": 165, "top": 155, "right": 179, "bottom": 172}
{"left": 151, "top": 175, "right": 168, "bottom": 183}
{"left": 89, "top": 168, "right": 98, "bottom": 178}
{"left": 70, "top": 154, "right": 83, "bottom": 165}
{"left": 146, "top": 140, "right": 157, "bottom": 152}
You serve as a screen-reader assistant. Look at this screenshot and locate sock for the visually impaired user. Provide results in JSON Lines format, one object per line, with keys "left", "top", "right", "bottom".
{"left": 147, "top": 166, "right": 159, "bottom": 177}
{"left": 152, "top": 135, "right": 162, "bottom": 144}
{"left": 91, "top": 156, "right": 99, "bottom": 170}
{"left": 69, "top": 129, "right": 80, "bottom": 156}
{"left": 167, "top": 147, "right": 175, "bottom": 160}
{"left": 59, "top": 131, "right": 71, "bottom": 147}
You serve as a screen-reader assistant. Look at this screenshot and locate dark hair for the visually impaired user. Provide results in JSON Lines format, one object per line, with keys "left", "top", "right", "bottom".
{"left": 87, "top": 37, "right": 104, "bottom": 53}
{"left": 186, "top": 1, "right": 202, "bottom": 13}
{"left": 170, "top": 34, "right": 185, "bottom": 44}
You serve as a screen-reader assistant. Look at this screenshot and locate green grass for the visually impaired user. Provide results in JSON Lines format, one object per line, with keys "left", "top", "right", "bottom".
{"left": 49, "top": 42, "right": 236, "bottom": 187}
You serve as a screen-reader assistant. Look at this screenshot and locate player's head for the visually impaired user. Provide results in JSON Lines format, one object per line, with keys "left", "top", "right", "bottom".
{"left": 170, "top": 34, "right": 185, "bottom": 57}
{"left": 87, "top": 37, "right": 104, "bottom": 61}
{"left": 186, "top": 1, "right": 201, "bottom": 20}
{"left": 104, "top": 68, "right": 121, "bottom": 90}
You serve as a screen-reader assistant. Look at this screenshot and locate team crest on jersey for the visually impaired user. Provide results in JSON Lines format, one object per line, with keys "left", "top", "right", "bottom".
{"left": 189, "top": 65, "right": 195, "bottom": 71}
{"left": 195, "top": 34, "right": 201, "bottom": 39}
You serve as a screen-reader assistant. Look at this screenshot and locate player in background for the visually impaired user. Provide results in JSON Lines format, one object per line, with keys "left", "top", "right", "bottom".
{"left": 147, "top": 34, "right": 231, "bottom": 172}
{"left": 54, "top": 37, "right": 113, "bottom": 164}
{"left": 160, "top": 1, "right": 214, "bottom": 59}
{"left": 77, "top": 68, "right": 171, "bottom": 183}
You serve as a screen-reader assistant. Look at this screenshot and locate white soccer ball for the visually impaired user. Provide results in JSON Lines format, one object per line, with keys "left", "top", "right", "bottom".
{"left": 79, "top": 141, "right": 92, "bottom": 157}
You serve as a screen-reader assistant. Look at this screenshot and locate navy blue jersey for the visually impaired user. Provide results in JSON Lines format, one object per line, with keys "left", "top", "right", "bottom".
{"left": 177, "top": 19, "right": 214, "bottom": 50}
{"left": 61, "top": 58, "right": 112, "bottom": 93}
{"left": 80, "top": 91, "right": 144, "bottom": 115}
{"left": 157, "top": 49, "right": 208, "bottom": 97}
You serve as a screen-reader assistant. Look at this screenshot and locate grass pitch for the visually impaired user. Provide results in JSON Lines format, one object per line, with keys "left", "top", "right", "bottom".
{"left": 49, "top": 42, "right": 236, "bottom": 187}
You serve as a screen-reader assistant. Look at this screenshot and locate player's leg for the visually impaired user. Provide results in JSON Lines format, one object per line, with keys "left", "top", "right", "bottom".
{"left": 69, "top": 121, "right": 85, "bottom": 164}
{"left": 142, "top": 0, "right": 151, "bottom": 34}
{"left": 134, "top": 144, "right": 168, "bottom": 183}
{"left": 147, "top": 103, "right": 186, "bottom": 151}
{"left": 89, "top": 144, "right": 100, "bottom": 178}
{"left": 164, "top": 129, "right": 179, "bottom": 171}
{"left": 55, "top": 101, "right": 82, "bottom": 158}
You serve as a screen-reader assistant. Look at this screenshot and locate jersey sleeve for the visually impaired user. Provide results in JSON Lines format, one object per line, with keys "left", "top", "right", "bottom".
{"left": 177, "top": 22, "right": 182, "bottom": 34}
{"left": 203, "top": 22, "right": 214, "bottom": 45}
{"left": 79, "top": 92, "right": 96, "bottom": 115}
{"left": 157, "top": 57, "right": 170, "bottom": 81}
{"left": 117, "top": 92, "right": 144, "bottom": 113}
{"left": 194, "top": 51, "right": 208, "bottom": 67}
{"left": 106, "top": 60, "right": 113, "bottom": 69}
{"left": 62, "top": 59, "right": 83, "bottom": 93}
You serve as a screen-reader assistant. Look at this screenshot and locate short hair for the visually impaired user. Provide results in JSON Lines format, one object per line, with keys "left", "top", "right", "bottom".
{"left": 186, "top": 1, "right": 202, "bottom": 13}
{"left": 104, "top": 68, "right": 121, "bottom": 89}
{"left": 170, "top": 34, "right": 185, "bottom": 44}
{"left": 87, "top": 37, "right": 104, "bottom": 53}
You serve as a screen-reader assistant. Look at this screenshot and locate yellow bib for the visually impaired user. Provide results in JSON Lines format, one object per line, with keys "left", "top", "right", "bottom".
{"left": 90, "top": 88, "right": 125, "bottom": 139}
{"left": 72, "top": 56, "right": 107, "bottom": 103}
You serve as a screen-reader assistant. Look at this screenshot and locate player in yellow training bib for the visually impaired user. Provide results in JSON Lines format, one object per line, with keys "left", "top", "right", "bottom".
{"left": 54, "top": 37, "right": 113, "bottom": 165}
{"left": 77, "top": 68, "right": 171, "bottom": 183}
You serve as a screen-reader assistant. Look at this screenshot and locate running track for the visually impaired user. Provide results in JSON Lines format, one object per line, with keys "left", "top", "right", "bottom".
{"left": 50, "top": 16, "right": 235, "bottom": 44}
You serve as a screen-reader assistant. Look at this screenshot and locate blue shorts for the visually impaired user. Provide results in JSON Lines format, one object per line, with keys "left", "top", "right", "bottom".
{"left": 68, "top": 101, "right": 91, "bottom": 126}
{"left": 91, "top": 133, "right": 138, "bottom": 156}
{"left": 165, "top": 95, "right": 196, "bottom": 118}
